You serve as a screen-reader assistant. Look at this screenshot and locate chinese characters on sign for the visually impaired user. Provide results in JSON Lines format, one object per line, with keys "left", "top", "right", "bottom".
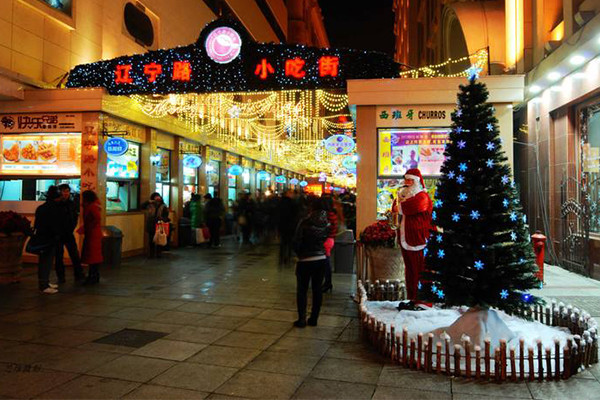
{"left": 376, "top": 106, "right": 453, "bottom": 128}
{"left": 81, "top": 123, "right": 99, "bottom": 192}
{"left": 0, "top": 113, "right": 82, "bottom": 133}
{"left": 324, "top": 134, "right": 355, "bottom": 155}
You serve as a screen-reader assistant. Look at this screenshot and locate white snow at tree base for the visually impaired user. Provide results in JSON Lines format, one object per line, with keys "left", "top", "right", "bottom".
{"left": 365, "top": 301, "right": 572, "bottom": 349}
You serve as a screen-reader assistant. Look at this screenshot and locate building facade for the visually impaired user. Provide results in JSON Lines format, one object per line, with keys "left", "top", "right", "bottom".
{"left": 0, "top": 0, "right": 326, "bottom": 259}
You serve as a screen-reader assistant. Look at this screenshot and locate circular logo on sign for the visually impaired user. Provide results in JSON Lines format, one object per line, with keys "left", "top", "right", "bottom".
{"left": 104, "top": 137, "right": 129, "bottom": 157}
{"left": 290, "top": 178, "right": 299, "bottom": 185}
{"left": 257, "top": 170, "right": 270, "bottom": 181}
{"left": 205, "top": 27, "right": 242, "bottom": 64}
{"left": 183, "top": 155, "right": 202, "bottom": 169}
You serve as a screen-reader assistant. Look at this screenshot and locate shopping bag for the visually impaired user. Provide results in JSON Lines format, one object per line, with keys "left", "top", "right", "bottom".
{"left": 195, "top": 228, "right": 206, "bottom": 244}
{"left": 155, "top": 221, "right": 170, "bottom": 236}
{"left": 25, "top": 233, "right": 52, "bottom": 255}
{"left": 202, "top": 226, "right": 211, "bottom": 240}
{"left": 153, "top": 223, "right": 168, "bottom": 246}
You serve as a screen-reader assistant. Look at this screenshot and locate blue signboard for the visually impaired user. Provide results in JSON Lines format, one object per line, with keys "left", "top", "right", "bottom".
{"left": 183, "top": 154, "right": 202, "bottom": 169}
{"left": 229, "top": 164, "right": 243, "bottom": 175}
{"left": 257, "top": 170, "right": 270, "bottom": 181}
{"left": 324, "top": 134, "right": 355, "bottom": 155}
{"left": 290, "top": 178, "right": 299, "bottom": 185}
{"left": 275, "top": 175, "right": 286, "bottom": 184}
{"left": 104, "top": 137, "right": 129, "bottom": 157}
{"left": 299, "top": 180, "right": 308, "bottom": 187}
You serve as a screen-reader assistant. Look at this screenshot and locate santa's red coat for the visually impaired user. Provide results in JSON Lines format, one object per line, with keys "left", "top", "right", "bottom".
{"left": 399, "top": 191, "right": 433, "bottom": 250}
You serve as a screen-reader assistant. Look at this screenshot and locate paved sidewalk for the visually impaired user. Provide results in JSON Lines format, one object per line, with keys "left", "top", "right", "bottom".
{"left": 0, "top": 243, "right": 598, "bottom": 399}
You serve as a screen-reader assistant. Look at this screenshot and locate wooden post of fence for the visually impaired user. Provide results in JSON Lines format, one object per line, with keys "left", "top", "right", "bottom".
{"left": 534, "top": 305, "right": 539, "bottom": 321}
{"left": 445, "top": 336, "right": 451, "bottom": 375}
{"left": 519, "top": 339, "right": 525, "bottom": 381}
{"left": 389, "top": 325, "right": 396, "bottom": 361}
{"left": 537, "top": 340, "right": 544, "bottom": 381}
{"left": 410, "top": 338, "right": 416, "bottom": 369}
{"left": 454, "top": 345, "right": 462, "bottom": 377}
{"left": 500, "top": 339, "right": 507, "bottom": 381}
{"left": 402, "top": 327, "right": 408, "bottom": 367}
{"left": 426, "top": 333, "right": 434, "bottom": 372}
{"left": 475, "top": 345, "right": 481, "bottom": 379}
{"left": 484, "top": 339, "right": 491, "bottom": 380}
{"left": 510, "top": 347, "right": 516, "bottom": 381}
{"left": 436, "top": 342, "right": 442, "bottom": 374}
{"left": 395, "top": 333, "right": 401, "bottom": 364}
{"left": 417, "top": 333, "right": 423, "bottom": 370}
{"left": 574, "top": 335, "right": 581, "bottom": 374}
{"left": 563, "top": 346, "right": 571, "bottom": 379}
{"left": 554, "top": 339, "right": 560, "bottom": 381}
{"left": 545, "top": 347, "right": 552, "bottom": 380}
{"left": 494, "top": 348, "right": 501, "bottom": 382}
{"left": 528, "top": 347, "right": 534, "bottom": 381}
{"left": 464, "top": 337, "right": 472, "bottom": 378}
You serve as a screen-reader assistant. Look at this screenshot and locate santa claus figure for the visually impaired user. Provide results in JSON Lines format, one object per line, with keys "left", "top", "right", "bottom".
{"left": 398, "top": 168, "right": 433, "bottom": 300}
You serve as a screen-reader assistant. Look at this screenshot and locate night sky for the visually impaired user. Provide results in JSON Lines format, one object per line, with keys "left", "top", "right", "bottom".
{"left": 318, "top": 0, "right": 395, "bottom": 57}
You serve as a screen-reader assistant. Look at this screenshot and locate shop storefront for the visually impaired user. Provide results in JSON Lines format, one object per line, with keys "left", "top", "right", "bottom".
{"left": 226, "top": 153, "right": 241, "bottom": 205}
{"left": 206, "top": 148, "right": 222, "bottom": 197}
{"left": 348, "top": 76, "right": 523, "bottom": 233}
{"left": 0, "top": 113, "right": 83, "bottom": 203}
{"left": 105, "top": 138, "right": 141, "bottom": 213}
{"left": 180, "top": 141, "right": 203, "bottom": 203}
{"left": 241, "top": 157, "right": 253, "bottom": 192}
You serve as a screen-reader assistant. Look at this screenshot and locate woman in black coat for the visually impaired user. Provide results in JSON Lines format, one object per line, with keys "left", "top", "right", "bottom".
{"left": 293, "top": 196, "right": 329, "bottom": 327}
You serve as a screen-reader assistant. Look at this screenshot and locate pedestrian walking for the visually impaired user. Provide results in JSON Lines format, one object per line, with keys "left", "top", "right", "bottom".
{"left": 77, "top": 190, "right": 103, "bottom": 285}
{"left": 33, "top": 186, "right": 62, "bottom": 294}
{"left": 142, "top": 193, "right": 170, "bottom": 258}
{"left": 278, "top": 190, "right": 298, "bottom": 266}
{"left": 55, "top": 184, "right": 85, "bottom": 283}
{"left": 293, "top": 197, "right": 329, "bottom": 327}
{"left": 237, "top": 192, "right": 254, "bottom": 244}
{"left": 321, "top": 195, "right": 338, "bottom": 293}
{"left": 204, "top": 193, "right": 224, "bottom": 248}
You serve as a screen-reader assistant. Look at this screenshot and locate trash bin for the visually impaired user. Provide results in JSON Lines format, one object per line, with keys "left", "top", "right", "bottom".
{"left": 333, "top": 229, "right": 355, "bottom": 274}
{"left": 101, "top": 226, "right": 123, "bottom": 268}
{"left": 179, "top": 217, "right": 192, "bottom": 247}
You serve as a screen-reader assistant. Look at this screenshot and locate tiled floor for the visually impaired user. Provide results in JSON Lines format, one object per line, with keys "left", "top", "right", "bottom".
{"left": 0, "top": 241, "right": 599, "bottom": 399}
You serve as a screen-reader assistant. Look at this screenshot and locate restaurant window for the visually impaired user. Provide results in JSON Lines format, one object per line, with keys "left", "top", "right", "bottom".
{"left": 155, "top": 148, "right": 171, "bottom": 206}
{"left": 106, "top": 141, "right": 140, "bottom": 212}
{"left": 182, "top": 154, "right": 201, "bottom": 203}
{"left": 206, "top": 160, "right": 220, "bottom": 197}
{"left": 583, "top": 105, "right": 600, "bottom": 233}
{"left": 242, "top": 168, "right": 250, "bottom": 190}
{"left": 0, "top": 131, "right": 82, "bottom": 201}
{"left": 228, "top": 172, "right": 237, "bottom": 203}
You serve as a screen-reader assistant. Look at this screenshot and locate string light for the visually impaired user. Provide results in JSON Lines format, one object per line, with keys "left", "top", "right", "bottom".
{"left": 399, "top": 49, "right": 488, "bottom": 79}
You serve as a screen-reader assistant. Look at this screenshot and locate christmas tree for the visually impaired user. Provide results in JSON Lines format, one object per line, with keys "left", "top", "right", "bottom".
{"left": 419, "top": 67, "right": 543, "bottom": 316}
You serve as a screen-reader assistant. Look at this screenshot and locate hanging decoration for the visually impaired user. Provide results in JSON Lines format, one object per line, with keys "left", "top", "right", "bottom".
{"left": 399, "top": 49, "right": 488, "bottom": 79}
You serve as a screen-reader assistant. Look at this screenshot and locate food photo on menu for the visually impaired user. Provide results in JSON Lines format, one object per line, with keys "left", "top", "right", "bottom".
{"left": 0, "top": 134, "right": 80, "bottom": 175}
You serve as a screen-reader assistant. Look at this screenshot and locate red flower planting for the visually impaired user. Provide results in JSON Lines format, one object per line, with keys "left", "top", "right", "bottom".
{"left": 0, "top": 211, "right": 32, "bottom": 236}
{"left": 360, "top": 220, "right": 396, "bottom": 248}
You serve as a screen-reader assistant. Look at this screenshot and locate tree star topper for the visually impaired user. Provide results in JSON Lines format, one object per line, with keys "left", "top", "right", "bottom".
{"left": 467, "top": 64, "right": 483, "bottom": 80}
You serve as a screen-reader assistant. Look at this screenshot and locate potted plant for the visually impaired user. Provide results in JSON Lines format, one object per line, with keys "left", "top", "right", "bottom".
{"left": 0, "top": 211, "right": 32, "bottom": 283}
{"left": 360, "top": 220, "right": 404, "bottom": 282}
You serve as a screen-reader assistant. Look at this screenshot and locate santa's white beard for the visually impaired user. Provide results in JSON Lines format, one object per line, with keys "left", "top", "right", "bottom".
{"left": 398, "top": 181, "right": 423, "bottom": 200}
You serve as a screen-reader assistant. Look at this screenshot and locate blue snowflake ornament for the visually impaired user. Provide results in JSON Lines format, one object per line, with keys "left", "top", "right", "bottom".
{"left": 486, "top": 142, "right": 495, "bottom": 151}
{"left": 456, "top": 109, "right": 462, "bottom": 117}
{"left": 434, "top": 199, "right": 443, "bottom": 208}
{"left": 436, "top": 234, "right": 442, "bottom": 243}
{"left": 486, "top": 159, "right": 494, "bottom": 168}
{"left": 456, "top": 126, "right": 463, "bottom": 134}
{"left": 510, "top": 231, "right": 517, "bottom": 241}
{"left": 431, "top": 211, "right": 437, "bottom": 220}
{"left": 457, "top": 140, "right": 466, "bottom": 149}
{"left": 437, "top": 249, "right": 445, "bottom": 258}
{"left": 501, "top": 175, "right": 510, "bottom": 185}
{"left": 470, "top": 210, "right": 480, "bottom": 220}
{"left": 458, "top": 193, "right": 467, "bottom": 201}
{"left": 467, "top": 65, "right": 483, "bottom": 80}
{"left": 474, "top": 260, "right": 484, "bottom": 270}
{"left": 500, "top": 290, "right": 509, "bottom": 300}
{"left": 456, "top": 175, "right": 465, "bottom": 184}
{"left": 451, "top": 213, "right": 460, "bottom": 222}
{"left": 509, "top": 212, "right": 518, "bottom": 222}
{"left": 436, "top": 290, "right": 445, "bottom": 299}
{"left": 431, "top": 284, "right": 438, "bottom": 293}
{"left": 458, "top": 163, "right": 467, "bottom": 172}
{"left": 448, "top": 171, "right": 456, "bottom": 179}
{"left": 486, "top": 123, "right": 494, "bottom": 132}
{"left": 503, "top": 199, "right": 509, "bottom": 208}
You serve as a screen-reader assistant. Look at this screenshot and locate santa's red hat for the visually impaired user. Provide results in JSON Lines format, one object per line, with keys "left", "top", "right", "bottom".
{"left": 405, "top": 168, "right": 425, "bottom": 188}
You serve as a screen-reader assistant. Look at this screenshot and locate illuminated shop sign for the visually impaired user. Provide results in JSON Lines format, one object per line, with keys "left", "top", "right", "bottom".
{"left": 66, "top": 19, "right": 398, "bottom": 95}
{"left": 342, "top": 155, "right": 358, "bottom": 172}
{"left": 183, "top": 154, "right": 202, "bottom": 168}
{"left": 290, "top": 178, "right": 299, "bottom": 185}
{"left": 104, "top": 137, "right": 129, "bottom": 157}
{"left": 229, "top": 164, "right": 243, "bottom": 175}
{"left": 275, "top": 175, "right": 286, "bottom": 184}
{"left": 257, "top": 170, "right": 270, "bottom": 181}
{"left": 324, "top": 134, "right": 355, "bottom": 155}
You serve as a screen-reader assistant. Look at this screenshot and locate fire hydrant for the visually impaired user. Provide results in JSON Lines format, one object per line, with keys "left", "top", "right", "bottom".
{"left": 531, "top": 231, "right": 546, "bottom": 284}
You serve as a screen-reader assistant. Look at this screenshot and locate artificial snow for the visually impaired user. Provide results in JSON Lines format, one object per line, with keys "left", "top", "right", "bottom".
{"left": 365, "top": 301, "right": 572, "bottom": 350}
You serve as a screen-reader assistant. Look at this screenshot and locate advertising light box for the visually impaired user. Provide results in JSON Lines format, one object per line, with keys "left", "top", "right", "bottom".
{"left": 378, "top": 128, "right": 450, "bottom": 177}
{"left": 0, "top": 132, "right": 81, "bottom": 175}
{"left": 106, "top": 142, "right": 140, "bottom": 179}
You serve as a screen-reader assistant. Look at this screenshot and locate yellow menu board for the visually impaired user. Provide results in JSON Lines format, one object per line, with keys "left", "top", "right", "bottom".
{"left": 0, "top": 133, "right": 81, "bottom": 175}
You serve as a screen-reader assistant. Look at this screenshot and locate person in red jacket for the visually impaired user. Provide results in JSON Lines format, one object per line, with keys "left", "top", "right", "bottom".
{"left": 77, "top": 190, "right": 103, "bottom": 285}
{"left": 399, "top": 168, "right": 432, "bottom": 300}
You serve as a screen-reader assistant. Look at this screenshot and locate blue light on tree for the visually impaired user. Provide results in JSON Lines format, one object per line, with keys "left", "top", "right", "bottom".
{"left": 424, "top": 248, "right": 428, "bottom": 256}
{"left": 431, "top": 284, "right": 438, "bottom": 293}
{"left": 486, "top": 123, "right": 494, "bottom": 132}
{"left": 418, "top": 281, "right": 422, "bottom": 290}
{"left": 456, "top": 109, "right": 462, "bottom": 117}
{"left": 456, "top": 175, "right": 465, "bottom": 184}
{"left": 456, "top": 126, "right": 463, "bottom": 134}
{"left": 451, "top": 213, "right": 460, "bottom": 222}
{"left": 458, "top": 193, "right": 467, "bottom": 201}
{"left": 501, "top": 175, "right": 510, "bottom": 184}
{"left": 458, "top": 163, "right": 467, "bottom": 172}
{"left": 434, "top": 199, "right": 443, "bottom": 208}
{"left": 510, "top": 231, "right": 517, "bottom": 241}
{"left": 486, "top": 142, "right": 495, "bottom": 151}
{"left": 432, "top": 211, "right": 437, "bottom": 220}
{"left": 457, "top": 140, "right": 466, "bottom": 149}
{"left": 448, "top": 171, "right": 456, "bottom": 179}
{"left": 467, "top": 65, "right": 483, "bottom": 80}
{"left": 500, "top": 289, "right": 509, "bottom": 300}
{"left": 474, "top": 260, "right": 484, "bottom": 270}
{"left": 436, "top": 289, "right": 445, "bottom": 299}
{"left": 486, "top": 159, "right": 494, "bottom": 168}
{"left": 503, "top": 199, "right": 509, "bottom": 208}
{"left": 470, "top": 210, "right": 480, "bottom": 219}
{"left": 509, "top": 212, "right": 518, "bottom": 221}
{"left": 521, "top": 293, "right": 532, "bottom": 303}
{"left": 437, "top": 249, "right": 445, "bottom": 258}
{"left": 436, "top": 234, "right": 443, "bottom": 243}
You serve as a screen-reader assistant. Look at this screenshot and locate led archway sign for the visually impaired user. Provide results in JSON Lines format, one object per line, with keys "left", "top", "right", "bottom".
{"left": 228, "top": 164, "right": 243, "bottom": 175}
